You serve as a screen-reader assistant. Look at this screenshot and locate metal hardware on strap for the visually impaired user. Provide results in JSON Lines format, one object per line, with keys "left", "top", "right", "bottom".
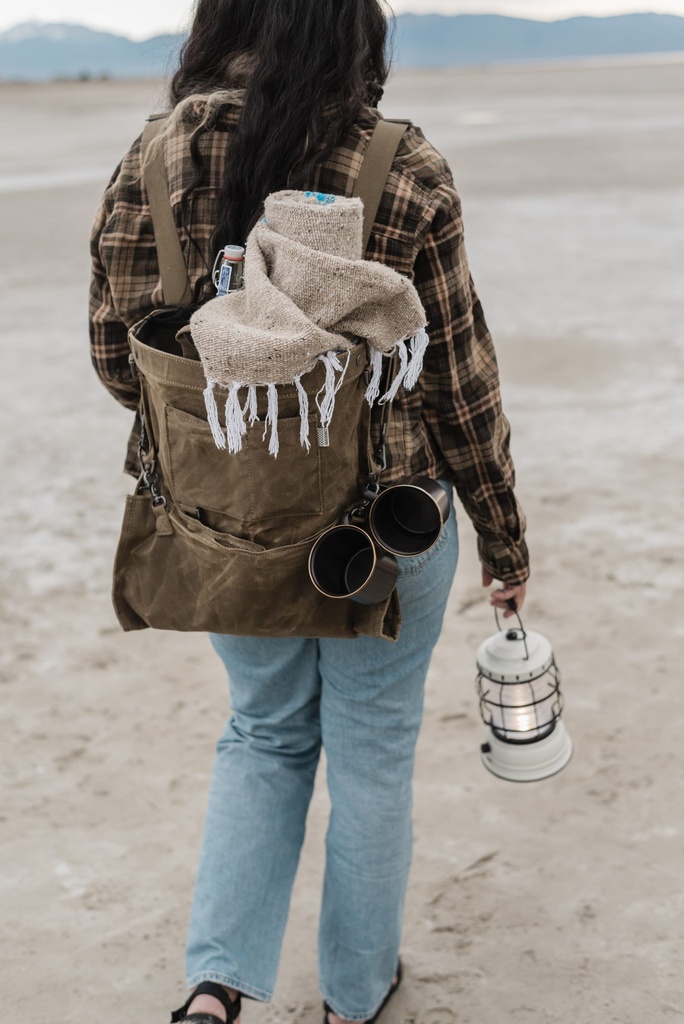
{"left": 137, "top": 417, "right": 167, "bottom": 508}
{"left": 373, "top": 421, "right": 388, "bottom": 475}
{"left": 368, "top": 347, "right": 399, "bottom": 486}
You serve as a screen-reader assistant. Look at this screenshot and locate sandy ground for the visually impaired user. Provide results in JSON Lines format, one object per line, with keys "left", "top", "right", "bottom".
{"left": 1, "top": 62, "right": 683, "bottom": 1023}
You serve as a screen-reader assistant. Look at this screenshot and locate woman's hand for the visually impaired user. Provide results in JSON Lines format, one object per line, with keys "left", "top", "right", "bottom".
{"left": 481, "top": 568, "right": 527, "bottom": 619}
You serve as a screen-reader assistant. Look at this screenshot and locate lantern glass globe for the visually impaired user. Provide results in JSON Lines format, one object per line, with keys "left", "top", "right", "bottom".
{"left": 480, "top": 666, "right": 561, "bottom": 742}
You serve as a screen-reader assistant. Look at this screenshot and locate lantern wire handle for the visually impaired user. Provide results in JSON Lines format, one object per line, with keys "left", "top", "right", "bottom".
{"left": 494, "top": 603, "right": 530, "bottom": 661}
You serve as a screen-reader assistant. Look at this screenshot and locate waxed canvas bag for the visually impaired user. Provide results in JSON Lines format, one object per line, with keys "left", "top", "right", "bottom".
{"left": 112, "top": 117, "right": 409, "bottom": 641}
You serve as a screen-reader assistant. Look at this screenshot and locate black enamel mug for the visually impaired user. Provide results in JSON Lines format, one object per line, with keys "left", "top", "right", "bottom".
{"left": 308, "top": 524, "right": 398, "bottom": 605}
{"left": 368, "top": 476, "right": 450, "bottom": 557}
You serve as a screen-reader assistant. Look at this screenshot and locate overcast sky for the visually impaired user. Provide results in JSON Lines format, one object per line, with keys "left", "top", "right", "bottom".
{"left": 1, "top": 0, "right": 683, "bottom": 40}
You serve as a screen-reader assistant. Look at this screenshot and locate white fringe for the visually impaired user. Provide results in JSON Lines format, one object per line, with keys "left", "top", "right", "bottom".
{"left": 294, "top": 374, "right": 311, "bottom": 452}
{"left": 204, "top": 379, "right": 227, "bottom": 449}
{"left": 225, "top": 382, "right": 247, "bottom": 453}
{"left": 243, "top": 384, "right": 259, "bottom": 426}
{"left": 403, "top": 327, "right": 430, "bottom": 391}
{"left": 336, "top": 349, "right": 352, "bottom": 393}
{"left": 207, "top": 346, "right": 381, "bottom": 457}
{"left": 379, "top": 339, "right": 409, "bottom": 405}
{"left": 263, "top": 383, "right": 280, "bottom": 457}
{"left": 316, "top": 352, "right": 341, "bottom": 431}
{"left": 364, "top": 348, "right": 384, "bottom": 405}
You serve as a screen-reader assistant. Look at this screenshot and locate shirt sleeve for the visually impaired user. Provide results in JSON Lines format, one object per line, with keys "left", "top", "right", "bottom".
{"left": 413, "top": 184, "right": 530, "bottom": 586}
{"left": 88, "top": 134, "right": 161, "bottom": 411}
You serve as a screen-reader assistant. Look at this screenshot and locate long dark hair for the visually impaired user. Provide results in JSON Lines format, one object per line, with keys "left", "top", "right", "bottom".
{"left": 171, "top": 0, "right": 391, "bottom": 274}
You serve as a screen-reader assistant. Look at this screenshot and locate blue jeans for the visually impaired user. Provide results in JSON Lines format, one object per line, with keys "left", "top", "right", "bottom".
{"left": 186, "top": 483, "right": 459, "bottom": 1021}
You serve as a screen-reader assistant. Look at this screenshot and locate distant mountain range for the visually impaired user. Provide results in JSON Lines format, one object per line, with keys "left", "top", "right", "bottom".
{"left": 2, "top": 14, "right": 684, "bottom": 80}
{"left": 0, "top": 22, "right": 181, "bottom": 80}
{"left": 396, "top": 12, "right": 684, "bottom": 66}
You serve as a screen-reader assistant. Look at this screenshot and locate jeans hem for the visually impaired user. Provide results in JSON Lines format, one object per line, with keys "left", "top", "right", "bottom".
{"left": 186, "top": 971, "right": 271, "bottom": 1003}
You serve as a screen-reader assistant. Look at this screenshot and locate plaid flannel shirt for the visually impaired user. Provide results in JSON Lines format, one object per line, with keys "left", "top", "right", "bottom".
{"left": 89, "top": 102, "right": 529, "bottom": 585}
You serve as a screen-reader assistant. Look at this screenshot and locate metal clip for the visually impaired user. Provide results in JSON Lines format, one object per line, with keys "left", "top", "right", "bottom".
{"left": 343, "top": 500, "right": 371, "bottom": 527}
{"left": 363, "top": 479, "right": 381, "bottom": 502}
{"left": 373, "top": 442, "right": 387, "bottom": 474}
{"left": 137, "top": 418, "right": 167, "bottom": 507}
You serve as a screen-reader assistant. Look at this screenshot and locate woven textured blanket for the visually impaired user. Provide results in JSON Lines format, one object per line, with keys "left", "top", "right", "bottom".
{"left": 189, "top": 190, "right": 428, "bottom": 455}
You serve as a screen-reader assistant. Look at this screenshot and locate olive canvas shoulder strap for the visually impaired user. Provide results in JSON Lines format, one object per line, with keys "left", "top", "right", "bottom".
{"left": 354, "top": 118, "right": 410, "bottom": 252}
{"left": 141, "top": 115, "right": 194, "bottom": 307}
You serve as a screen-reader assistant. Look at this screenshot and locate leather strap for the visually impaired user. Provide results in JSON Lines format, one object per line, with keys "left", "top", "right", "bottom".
{"left": 354, "top": 118, "right": 410, "bottom": 252}
{"left": 141, "top": 114, "right": 410, "bottom": 302}
{"left": 170, "top": 981, "right": 241, "bottom": 1024}
{"left": 141, "top": 116, "right": 194, "bottom": 307}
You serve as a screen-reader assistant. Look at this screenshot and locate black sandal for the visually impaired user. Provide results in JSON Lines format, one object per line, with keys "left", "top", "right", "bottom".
{"left": 322, "top": 959, "right": 403, "bottom": 1024}
{"left": 171, "top": 981, "right": 241, "bottom": 1024}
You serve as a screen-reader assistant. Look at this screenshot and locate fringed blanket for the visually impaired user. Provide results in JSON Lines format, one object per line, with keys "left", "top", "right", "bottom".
{"left": 189, "top": 190, "right": 428, "bottom": 456}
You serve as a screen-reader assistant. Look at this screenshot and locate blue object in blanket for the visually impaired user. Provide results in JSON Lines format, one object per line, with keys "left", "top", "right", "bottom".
{"left": 304, "top": 191, "right": 336, "bottom": 205}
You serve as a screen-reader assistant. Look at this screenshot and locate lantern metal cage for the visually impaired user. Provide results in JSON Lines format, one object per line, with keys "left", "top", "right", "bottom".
{"left": 477, "top": 642, "right": 563, "bottom": 743}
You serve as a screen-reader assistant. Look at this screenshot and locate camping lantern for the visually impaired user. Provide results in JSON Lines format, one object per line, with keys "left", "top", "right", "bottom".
{"left": 476, "top": 612, "right": 573, "bottom": 783}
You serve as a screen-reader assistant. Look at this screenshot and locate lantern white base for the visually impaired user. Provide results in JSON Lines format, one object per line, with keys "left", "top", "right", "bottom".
{"left": 480, "top": 721, "right": 573, "bottom": 783}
